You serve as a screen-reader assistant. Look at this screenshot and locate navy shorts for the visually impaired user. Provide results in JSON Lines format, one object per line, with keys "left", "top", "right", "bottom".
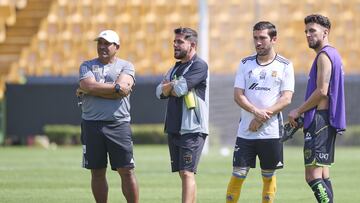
{"left": 303, "top": 110, "right": 336, "bottom": 166}
{"left": 81, "top": 120, "right": 135, "bottom": 170}
{"left": 233, "top": 137, "right": 284, "bottom": 170}
{"left": 167, "top": 133, "right": 207, "bottom": 173}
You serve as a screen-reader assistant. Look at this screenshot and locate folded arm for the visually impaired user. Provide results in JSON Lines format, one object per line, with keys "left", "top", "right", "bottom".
{"left": 79, "top": 73, "right": 134, "bottom": 99}
{"left": 156, "top": 61, "right": 207, "bottom": 99}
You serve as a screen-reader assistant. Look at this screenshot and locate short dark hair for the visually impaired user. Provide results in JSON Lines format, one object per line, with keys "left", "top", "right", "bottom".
{"left": 174, "top": 27, "right": 198, "bottom": 44}
{"left": 253, "top": 21, "right": 277, "bottom": 39}
{"left": 304, "top": 14, "right": 331, "bottom": 30}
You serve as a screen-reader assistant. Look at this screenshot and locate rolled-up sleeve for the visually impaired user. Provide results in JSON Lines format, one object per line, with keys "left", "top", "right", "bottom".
{"left": 79, "top": 62, "right": 94, "bottom": 81}
{"left": 172, "top": 61, "right": 208, "bottom": 96}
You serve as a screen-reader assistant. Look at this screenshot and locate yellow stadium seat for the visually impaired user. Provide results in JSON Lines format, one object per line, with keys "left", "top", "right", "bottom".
{"left": 66, "top": 13, "right": 85, "bottom": 41}
{"left": 342, "top": 48, "right": 359, "bottom": 74}
{"left": 6, "top": 62, "right": 24, "bottom": 83}
{"left": 19, "top": 47, "right": 38, "bottom": 76}
{"left": 0, "top": 19, "right": 5, "bottom": 42}
{"left": 0, "top": 0, "right": 11, "bottom": 17}
{"left": 2, "top": 0, "right": 358, "bottom": 78}
{"left": 14, "top": 0, "right": 27, "bottom": 9}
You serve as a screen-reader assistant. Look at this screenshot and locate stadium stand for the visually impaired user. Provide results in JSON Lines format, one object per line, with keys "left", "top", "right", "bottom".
{"left": 0, "top": 0, "right": 359, "bottom": 98}
{"left": 0, "top": 0, "right": 51, "bottom": 98}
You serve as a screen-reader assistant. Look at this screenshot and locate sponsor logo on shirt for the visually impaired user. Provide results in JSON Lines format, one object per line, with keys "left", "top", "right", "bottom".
{"left": 249, "top": 83, "right": 271, "bottom": 91}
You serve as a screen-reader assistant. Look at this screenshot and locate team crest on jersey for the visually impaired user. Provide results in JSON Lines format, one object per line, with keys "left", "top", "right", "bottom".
{"left": 92, "top": 65, "right": 100, "bottom": 72}
{"left": 260, "top": 70, "right": 266, "bottom": 80}
{"left": 271, "top": 71, "right": 277, "bottom": 77}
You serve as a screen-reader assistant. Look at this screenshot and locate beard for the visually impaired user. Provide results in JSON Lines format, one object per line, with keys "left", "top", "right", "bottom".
{"left": 174, "top": 49, "right": 188, "bottom": 60}
{"left": 308, "top": 40, "right": 321, "bottom": 50}
{"left": 256, "top": 47, "right": 270, "bottom": 56}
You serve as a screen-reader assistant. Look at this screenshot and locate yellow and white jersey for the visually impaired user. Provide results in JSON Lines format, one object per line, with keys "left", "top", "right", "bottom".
{"left": 234, "top": 54, "right": 294, "bottom": 139}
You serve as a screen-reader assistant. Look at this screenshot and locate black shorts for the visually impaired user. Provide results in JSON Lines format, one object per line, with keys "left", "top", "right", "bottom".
{"left": 167, "top": 133, "right": 207, "bottom": 173}
{"left": 233, "top": 137, "right": 284, "bottom": 170}
{"left": 81, "top": 120, "right": 135, "bottom": 170}
{"left": 303, "top": 110, "right": 336, "bottom": 166}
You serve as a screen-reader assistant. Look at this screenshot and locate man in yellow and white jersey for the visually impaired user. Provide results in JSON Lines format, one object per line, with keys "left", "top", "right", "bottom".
{"left": 226, "top": 21, "right": 294, "bottom": 203}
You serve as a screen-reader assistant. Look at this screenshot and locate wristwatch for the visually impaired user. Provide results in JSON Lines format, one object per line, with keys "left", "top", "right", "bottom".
{"left": 114, "top": 83, "right": 121, "bottom": 93}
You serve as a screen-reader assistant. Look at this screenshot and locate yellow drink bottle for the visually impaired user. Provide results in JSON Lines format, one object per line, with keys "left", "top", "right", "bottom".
{"left": 184, "top": 90, "right": 196, "bottom": 109}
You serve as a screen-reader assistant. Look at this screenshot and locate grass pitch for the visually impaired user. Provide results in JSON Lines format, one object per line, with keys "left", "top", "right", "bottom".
{"left": 0, "top": 145, "right": 359, "bottom": 203}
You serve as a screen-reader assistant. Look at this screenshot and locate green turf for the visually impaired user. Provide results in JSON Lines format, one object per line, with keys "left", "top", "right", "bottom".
{"left": 0, "top": 145, "right": 359, "bottom": 203}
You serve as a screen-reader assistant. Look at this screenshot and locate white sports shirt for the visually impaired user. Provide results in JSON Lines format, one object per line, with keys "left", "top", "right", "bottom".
{"left": 234, "top": 54, "right": 294, "bottom": 139}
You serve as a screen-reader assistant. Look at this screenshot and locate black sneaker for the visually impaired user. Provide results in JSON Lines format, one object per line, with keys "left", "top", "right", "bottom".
{"left": 280, "top": 117, "right": 304, "bottom": 143}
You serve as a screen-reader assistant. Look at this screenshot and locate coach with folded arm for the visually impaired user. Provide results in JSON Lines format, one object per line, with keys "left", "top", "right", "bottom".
{"left": 77, "top": 30, "right": 139, "bottom": 203}
{"left": 156, "top": 27, "right": 209, "bottom": 203}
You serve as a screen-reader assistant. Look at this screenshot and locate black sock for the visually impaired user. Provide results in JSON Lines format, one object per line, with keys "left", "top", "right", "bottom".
{"left": 323, "top": 178, "right": 333, "bottom": 197}
{"left": 308, "top": 178, "right": 333, "bottom": 203}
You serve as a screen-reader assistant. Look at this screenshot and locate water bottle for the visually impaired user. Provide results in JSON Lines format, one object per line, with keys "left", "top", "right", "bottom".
{"left": 184, "top": 90, "right": 196, "bottom": 109}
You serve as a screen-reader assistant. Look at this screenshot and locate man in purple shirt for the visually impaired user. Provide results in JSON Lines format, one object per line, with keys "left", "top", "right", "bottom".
{"left": 288, "top": 14, "right": 346, "bottom": 203}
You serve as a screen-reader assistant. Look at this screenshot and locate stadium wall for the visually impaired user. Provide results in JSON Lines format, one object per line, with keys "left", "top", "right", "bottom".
{"left": 210, "top": 75, "right": 359, "bottom": 145}
{"left": 5, "top": 75, "right": 359, "bottom": 144}
{"left": 5, "top": 77, "right": 167, "bottom": 142}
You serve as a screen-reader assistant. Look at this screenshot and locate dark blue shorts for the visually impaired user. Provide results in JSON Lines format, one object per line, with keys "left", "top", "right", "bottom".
{"left": 233, "top": 137, "right": 284, "bottom": 170}
{"left": 167, "top": 133, "right": 207, "bottom": 173}
{"left": 81, "top": 120, "right": 135, "bottom": 170}
{"left": 303, "top": 110, "right": 336, "bottom": 166}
